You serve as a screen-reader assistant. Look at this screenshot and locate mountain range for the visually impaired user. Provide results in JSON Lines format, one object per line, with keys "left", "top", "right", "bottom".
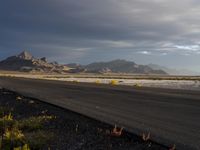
{"left": 0, "top": 51, "right": 70, "bottom": 73}
{"left": 0, "top": 51, "right": 167, "bottom": 74}
{"left": 82, "top": 60, "right": 166, "bottom": 74}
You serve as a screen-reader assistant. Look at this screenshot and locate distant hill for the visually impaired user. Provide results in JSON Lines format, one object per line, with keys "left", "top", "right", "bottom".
{"left": 84, "top": 59, "right": 167, "bottom": 74}
{"left": 148, "top": 64, "right": 200, "bottom": 75}
{"left": 0, "top": 51, "right": 70, "bottom": 73}
{"left": 0, "top": 51, "right": 167, "bottom": 74}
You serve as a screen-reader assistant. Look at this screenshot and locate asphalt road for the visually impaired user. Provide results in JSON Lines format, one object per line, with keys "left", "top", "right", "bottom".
{"left": 0, "top": 77, "right": 200, "bottom": 150}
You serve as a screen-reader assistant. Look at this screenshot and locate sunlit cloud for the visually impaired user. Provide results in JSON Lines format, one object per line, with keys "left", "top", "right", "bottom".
{"left": 137, "top": 51, "right": 152, "bottom": 55}
{"left": 99, "top": 40, "right": 134, "bottom": 48}
{"left": 174, "top": 45, "right": 200, "bottom": 51}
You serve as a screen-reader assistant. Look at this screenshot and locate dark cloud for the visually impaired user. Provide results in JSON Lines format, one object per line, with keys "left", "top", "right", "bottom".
{"left": 0, "top": 0, "right": 200, "bottom": 71}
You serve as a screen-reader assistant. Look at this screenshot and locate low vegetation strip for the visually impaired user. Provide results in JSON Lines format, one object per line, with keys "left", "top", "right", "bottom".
{"left": 0, "top": 88, "right": 169, "bottom": 150}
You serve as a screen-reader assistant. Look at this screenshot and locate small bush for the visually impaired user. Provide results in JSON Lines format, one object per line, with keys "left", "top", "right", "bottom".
{"left": 18, "top": 116, "right": 55, "bottom": 131}
{"left": 110, "top": 80, "right": 118, "bottom": 85}
{"left": 2, "top": 127, "right": 25, "bottom": 149}
{"left": 25, "top": 131, "right": 53, "bottom": 149}
{"left": 3, "top": 113, "right": 13, "bottom": 121}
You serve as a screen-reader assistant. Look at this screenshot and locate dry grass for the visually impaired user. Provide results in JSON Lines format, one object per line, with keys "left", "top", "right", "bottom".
{"left": 95, "top": 80, "right": 101, "bottom": 84}
{"left": 110, "top": 80, "right": 118, "bottom": 85}
{"left": 0, "top": 109, "right": 54, "bottom": 150}
{"left": 14, "top": 144, "right": 30, "bottom": 150}
{"left": 18, "top": 116, "right": 55, "bottom": 131}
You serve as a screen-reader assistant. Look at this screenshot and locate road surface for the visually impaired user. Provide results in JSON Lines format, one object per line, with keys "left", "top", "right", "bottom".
{"left": 0, "top": 77, "right": 200, "bottom": 150}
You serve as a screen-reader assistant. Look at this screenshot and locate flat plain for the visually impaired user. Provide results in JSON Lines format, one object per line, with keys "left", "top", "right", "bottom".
{"left": 0, "top": 75, "right": 200, "bottom": 150}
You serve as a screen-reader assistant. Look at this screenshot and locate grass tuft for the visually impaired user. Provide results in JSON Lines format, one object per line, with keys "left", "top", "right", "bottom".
{"left": 0, "top": 111, "right": 55, "bottom": 150}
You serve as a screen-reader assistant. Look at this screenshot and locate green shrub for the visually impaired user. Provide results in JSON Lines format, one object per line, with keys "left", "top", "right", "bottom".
{"left": 25, "top": 131, "right": 53, "bottom": 149}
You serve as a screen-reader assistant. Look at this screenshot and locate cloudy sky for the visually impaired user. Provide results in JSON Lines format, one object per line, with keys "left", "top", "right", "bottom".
{"left": 1, "top": 0, "right": 200, "bottom": 71}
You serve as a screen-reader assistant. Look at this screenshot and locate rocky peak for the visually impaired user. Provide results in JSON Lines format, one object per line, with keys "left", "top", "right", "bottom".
{"left": 17, "top": 51, "right": 33, "bottom": 60}
{"left": 40, "top": 57, "right": 47, "bottom": 62}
